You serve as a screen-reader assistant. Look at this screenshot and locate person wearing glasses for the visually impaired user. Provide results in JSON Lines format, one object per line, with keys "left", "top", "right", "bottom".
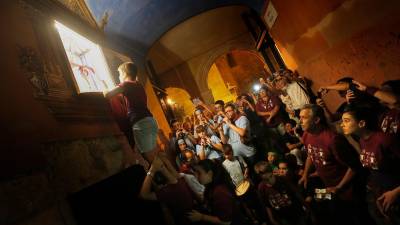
{"left": 218, "top": 103, "right": 256, "bottom": 166}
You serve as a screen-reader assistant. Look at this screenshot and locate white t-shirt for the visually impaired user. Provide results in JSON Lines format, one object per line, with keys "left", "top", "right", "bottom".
{"left": 223, "top": 157, "right": 247, "bottom": 186}
{"left": 281, "top": 82, "right": 310, "bottom": 110}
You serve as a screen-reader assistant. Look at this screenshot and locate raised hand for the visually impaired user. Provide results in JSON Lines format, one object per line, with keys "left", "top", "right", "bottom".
{"left": 352, "top": 80, "right": 367, "bottom": 92}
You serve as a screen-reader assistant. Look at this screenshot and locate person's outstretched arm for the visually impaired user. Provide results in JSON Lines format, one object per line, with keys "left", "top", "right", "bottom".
{"left": 103, "top": 86, "right": 123, "bottom": 98}
{"left": 353, "top": 80, "right": 399, "bottom": 105}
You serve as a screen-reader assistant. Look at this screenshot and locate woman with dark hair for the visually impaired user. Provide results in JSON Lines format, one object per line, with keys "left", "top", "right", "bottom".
{"left": 104, "top": 62, "right": 158, "bottom": 163}
{"left": 341, "top": 105, "right": 400, "bottom": 225}
{"left": 187, "top": 159, "right": 249, "bottom": 225}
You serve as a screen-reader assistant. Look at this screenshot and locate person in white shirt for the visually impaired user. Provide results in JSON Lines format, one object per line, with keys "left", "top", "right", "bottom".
{"left": 218, "top": 103, "right": 256, "bottom": 165}
{"left": 222, "top": 144, "right": 248, "bottom": 187}
{"left": 275, "top": 74, "right": 310, "bottom": 117}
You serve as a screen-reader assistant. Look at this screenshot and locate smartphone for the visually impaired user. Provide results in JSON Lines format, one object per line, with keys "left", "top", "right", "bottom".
{"left": 349, "top": 83, "right": 357, "bottom": 92}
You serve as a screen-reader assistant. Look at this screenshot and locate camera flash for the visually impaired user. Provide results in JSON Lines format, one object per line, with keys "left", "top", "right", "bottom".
{"left": 253, "top": 84, "right": 261, "bottom": 92}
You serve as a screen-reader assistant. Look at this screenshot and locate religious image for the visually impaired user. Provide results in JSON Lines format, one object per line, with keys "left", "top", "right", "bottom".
{"left": 54, "top": 21, "right": 115, "bottom": 93}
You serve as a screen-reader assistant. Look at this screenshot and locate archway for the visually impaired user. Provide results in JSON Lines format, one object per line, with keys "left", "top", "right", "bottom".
{"left": 206, "top": 49, "right": 268, "bottom": 102}
{"left": 165, "top": 87, "right": 195, "bottom": 121}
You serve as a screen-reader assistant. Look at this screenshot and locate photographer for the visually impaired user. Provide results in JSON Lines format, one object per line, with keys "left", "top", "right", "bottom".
{"left": 195, "top": 125, "right": 223, "bottom": 161}
{"left": 193, "top": 108, "right": 217, "bottom": 138}
{"left": 168, "top": 120, "right": 196, "bottom": 162}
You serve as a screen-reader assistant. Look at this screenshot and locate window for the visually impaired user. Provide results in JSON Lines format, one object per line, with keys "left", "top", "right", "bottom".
{"left": 55, "top": 21, "right": 115, "bottom": 93}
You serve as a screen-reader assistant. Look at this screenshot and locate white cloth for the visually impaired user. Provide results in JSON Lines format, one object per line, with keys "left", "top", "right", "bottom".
{"left": 280, "top": 82, "right": 310, "bottom": 110}
{"left": 224, "top": 116, "right": 255, "bottom": 157}
{"left": 223, "top": 158, "right": 246, "bottom": 186}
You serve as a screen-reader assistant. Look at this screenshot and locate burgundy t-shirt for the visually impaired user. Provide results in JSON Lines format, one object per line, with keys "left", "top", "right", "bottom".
{"left": 156, "top": 178, "right": 195, "bottom": 225}
{"left": 108, "top": 94, "right": 130, "bottom": 132}
{"left": 302, "top": 129, "right": 361, "bottom": 188}
{"left": 258, "top": 180, "right": 293, "bottom": 210}
{"left": 209, "top": 185, "right": 236, "bottom": 222}
{"left": 258, "top": 177, "right": 303, "bottom": 219}
{"left": 256, "top": 95, "right": 283, "bottom": 127}
{"left": 380, "top": 108, "right": 400, "bottom": 136}
{"left": 360, "top": 131, "right": 400, "bottom": 193}
{"left": 119, "top": 81, "right": 152, "bottom": 125}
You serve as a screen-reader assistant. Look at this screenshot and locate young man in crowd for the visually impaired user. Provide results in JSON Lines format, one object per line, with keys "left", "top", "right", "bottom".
{"left": 255, "top": 161, "right": 306, "bottom": 225}
{"left": 351, "top": 79, "right": 400, "bottom": 138}
{"left": 281, "top": 119, "right": 304, "bottom": 166}
{"left": 218, "top": 103, "right": 256, "bottom": 166}
{"left": 298, "top": 104, "right": 374, "bottom": 225}
{"left": 195, "top": 125, "right": 223, "bottom": 161}
{"left": 341, "top": 105, "right": 400, "bottom": 225}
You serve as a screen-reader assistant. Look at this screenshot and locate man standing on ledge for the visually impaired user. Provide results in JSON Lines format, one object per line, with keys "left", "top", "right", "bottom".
{"left": 104, "top": 62, "right": 158, "bottom": 163}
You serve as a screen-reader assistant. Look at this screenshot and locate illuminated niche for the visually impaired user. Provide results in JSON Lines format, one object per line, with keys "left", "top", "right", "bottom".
{"left": 54, "top": 21, "right": 115, "bottom": 93}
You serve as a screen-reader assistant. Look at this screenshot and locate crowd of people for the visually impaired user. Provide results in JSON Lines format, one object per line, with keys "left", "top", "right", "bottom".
{"left": 106, "top": 62, "right": 400, "bottom": 225}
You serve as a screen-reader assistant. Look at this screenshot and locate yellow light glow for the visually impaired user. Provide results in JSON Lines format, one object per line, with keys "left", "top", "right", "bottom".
{"left": 167, "top": 98, "right": 174, "bottom": 105}
{"left": 54, "top": 21, "right": 115, "bottom": 93}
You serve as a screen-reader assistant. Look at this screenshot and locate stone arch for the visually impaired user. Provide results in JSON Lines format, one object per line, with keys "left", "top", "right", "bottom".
{"left": 165, "top": 87, "right": 195, "bottom": 119}
{"left": 195, "top": 34, "right": 266, "bottom": 101}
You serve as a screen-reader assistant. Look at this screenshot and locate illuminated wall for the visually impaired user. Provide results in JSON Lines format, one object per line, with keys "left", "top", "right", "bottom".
{"left": 165, "top": 87, "right": 195, "bottom": 119}
{"left": 267, "top": 0, "right": 400, "bottom": 111}
{"left": 207, "top": 63, "right": 236, "bottom": 103}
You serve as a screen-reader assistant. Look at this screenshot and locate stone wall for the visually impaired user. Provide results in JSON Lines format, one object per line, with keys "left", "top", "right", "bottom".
{"left": 268, "top": 0, "right": 400, "bottom": 110}
{"left": 1, "top": 135, "right": 147, "bottom": 225}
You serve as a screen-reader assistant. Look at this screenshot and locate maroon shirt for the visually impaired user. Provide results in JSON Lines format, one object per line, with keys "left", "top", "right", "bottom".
{"left": 256, "top": 95, "right": 283, "bottom": 127}
{"left": 156, "top": 178, "right": 195, "bottom": 225}
{"left": 119, "top": 81, "right": 152, "bottom": 125}
{"left": 207, "top": 185, "right": 237, "bottom": 222}
{"left": 360, "top": 131, "right": 400, "bottom": 193}
{"left": 302, "top": 129, "right": 361, "bottom": 192}
{"left": 258, "top": 180, "right": 293, "bottom": 210}
{"left": 258, "top": 177, "right": 303, "bottom": 219}
{"left": 380, "top": 108, "right": 400, "bottom": 136}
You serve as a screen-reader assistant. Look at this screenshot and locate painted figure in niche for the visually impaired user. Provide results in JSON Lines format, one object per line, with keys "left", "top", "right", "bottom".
{"left": 67, "top": 41, "right": 105, "bottom": 91}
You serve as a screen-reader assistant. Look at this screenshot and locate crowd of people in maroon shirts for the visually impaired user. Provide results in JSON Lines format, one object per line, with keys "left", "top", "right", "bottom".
{"left": 138, "top": 69, "right": 400, "bottom": 225}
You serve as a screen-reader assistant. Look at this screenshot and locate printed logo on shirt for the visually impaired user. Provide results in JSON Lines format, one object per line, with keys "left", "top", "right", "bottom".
{"left": 269, "top": 192, "right": 292, "bottom": 210}
{"left": 381, "top": 116, "right": 399, "bottom": 134}
{"left": 360, "top": 149, "right": 378, "bottom": 170}
{"left": 307, "top": 144, "right": 328, "bottom": 166}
